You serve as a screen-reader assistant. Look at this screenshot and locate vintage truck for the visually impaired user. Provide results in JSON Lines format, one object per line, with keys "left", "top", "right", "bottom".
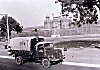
{"left": 6, "top": 36, "right": 65, "bottom": 68}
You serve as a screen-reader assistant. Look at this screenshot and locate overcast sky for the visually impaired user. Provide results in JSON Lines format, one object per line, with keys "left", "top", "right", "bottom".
{"left": 0, "top": 0, "right": 61, "bottom": 28}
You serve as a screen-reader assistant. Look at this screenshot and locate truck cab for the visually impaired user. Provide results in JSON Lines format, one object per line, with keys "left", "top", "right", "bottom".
{"left": 36, "top": 42, "right": 64, "bottom": 60}
{"left": 31, "top": 41, "right": 64, "bottom": 68}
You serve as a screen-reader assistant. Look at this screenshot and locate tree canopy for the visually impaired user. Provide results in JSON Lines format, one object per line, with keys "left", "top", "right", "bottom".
{"left": 0, "top": 16, "right": 23, "bottom": 37}
{"left": 56, "top": 0, "right": 100, "bottom": 27}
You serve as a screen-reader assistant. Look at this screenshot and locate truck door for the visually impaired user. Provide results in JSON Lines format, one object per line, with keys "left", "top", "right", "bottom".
{"left": 36, "top": 44, "right": 44, "bottom": 57}
{"left": 31, "top": 39, "right": 37, "bottom": 51}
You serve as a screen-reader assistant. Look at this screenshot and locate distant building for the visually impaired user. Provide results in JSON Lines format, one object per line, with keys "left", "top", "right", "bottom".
{"left": 44, "top": 16, "right": 53, "bottom": 31}
{"left": 44, "top": 15, "right": 70, "bottom": 35}
{"left": 44, "top": 15, "right": 100, "bottom": 36}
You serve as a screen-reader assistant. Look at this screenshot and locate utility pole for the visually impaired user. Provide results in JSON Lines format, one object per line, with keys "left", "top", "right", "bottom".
{"left": 6, "top": 14, "right": 10, "bottom": 46}
{"left": 0, "top": 14, "right": 10, "bottom": 46}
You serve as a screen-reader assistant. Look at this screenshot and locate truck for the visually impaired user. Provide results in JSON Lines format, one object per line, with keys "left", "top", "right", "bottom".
{"left": 6, "top": 36, "right": 65, "bottom": 68}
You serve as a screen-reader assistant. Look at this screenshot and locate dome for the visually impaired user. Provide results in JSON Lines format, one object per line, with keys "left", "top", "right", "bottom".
{"left": 46, "top": 15, "right": 50, "bottom": 19}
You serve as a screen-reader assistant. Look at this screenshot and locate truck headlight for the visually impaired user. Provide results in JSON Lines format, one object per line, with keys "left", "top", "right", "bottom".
{"left": 51, "top": 55, "right": 54, "bottom": 58}
{"left": 51, "top": 55, "right": 55, "bottom": 59}
{"left": 8, "top": 52, "right": 11, "bottom": 55}
{"left": 7, "top": 48, "right": 11, "bottom": 51}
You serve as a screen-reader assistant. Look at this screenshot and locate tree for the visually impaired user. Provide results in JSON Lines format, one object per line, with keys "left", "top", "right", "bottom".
{"left": 0, "top": 16, "right": 23, "bottom": 38}
{"left": 56, "top": 0, "right": 100, "bottom": 27}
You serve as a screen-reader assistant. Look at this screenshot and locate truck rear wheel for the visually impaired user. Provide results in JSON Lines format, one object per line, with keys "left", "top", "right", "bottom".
{"left": 16, "top": 56, "right": 23, "bottom": 65}
{"left": 42, "top": 58, "right": 51, "bottom": 68}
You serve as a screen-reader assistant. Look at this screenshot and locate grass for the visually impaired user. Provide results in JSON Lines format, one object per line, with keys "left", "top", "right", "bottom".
{"left": 55, "top": 40, "right": 100, "bottom": 48}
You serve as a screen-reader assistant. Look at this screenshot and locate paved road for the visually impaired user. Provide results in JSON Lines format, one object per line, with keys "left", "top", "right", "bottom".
{"left": 1, "top": 42, "right": 100, "bottom": 70}
{"left": 65, "top": 47, "right": 100, "bottom": 64}
{"left": 0, "top": 58, "right": 100, "bottom": 70}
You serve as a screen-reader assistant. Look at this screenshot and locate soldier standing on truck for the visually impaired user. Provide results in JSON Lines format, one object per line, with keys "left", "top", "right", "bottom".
{"left": 34, "top": 29, "right": 39, "bottom": 41}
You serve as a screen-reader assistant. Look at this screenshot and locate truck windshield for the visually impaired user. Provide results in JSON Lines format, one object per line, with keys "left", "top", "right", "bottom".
{"left": 44, "top": 43, "right": 54, "bottom": 49}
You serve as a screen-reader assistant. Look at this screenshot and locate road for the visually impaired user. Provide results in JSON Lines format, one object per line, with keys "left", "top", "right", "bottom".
{"left": 0, "top": 44, "right": 100, "bottom": 70}
{"left": 65, "top": 47, "right": 100, "bottom": 64}
{"left": 0, "top": 58, "right": 100, "bottom": 70}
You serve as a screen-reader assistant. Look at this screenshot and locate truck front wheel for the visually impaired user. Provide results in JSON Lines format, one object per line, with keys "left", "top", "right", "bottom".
{"left": 42, "top": 58, "right": 51, "bottom": 68}
{"left": 16, "top": 56, "right": 23, "bottom": 65}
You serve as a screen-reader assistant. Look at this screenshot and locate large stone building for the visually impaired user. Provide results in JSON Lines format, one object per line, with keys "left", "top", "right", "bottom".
{"left": 44, "top": 15, "right": 100, "bottom": 36}
{"left": 44, "top": 15, "right": 70, "bottom": 35}
{"left": 44, "top": 16, "right": 53, "bottom": 31}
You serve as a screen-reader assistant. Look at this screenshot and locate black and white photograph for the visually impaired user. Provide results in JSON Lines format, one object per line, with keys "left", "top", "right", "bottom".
{"left": 0, "top": 0, "right": 100, "bottom": 70}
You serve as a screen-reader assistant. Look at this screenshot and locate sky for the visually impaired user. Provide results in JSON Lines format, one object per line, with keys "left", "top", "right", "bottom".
{"left": 0, "top": 0, "right": 61, "bottom": 28}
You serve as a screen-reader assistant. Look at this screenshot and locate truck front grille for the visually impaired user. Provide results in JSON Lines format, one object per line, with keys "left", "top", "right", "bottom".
{"left": 55, "top": 50, "right": 62, "bottom": 59}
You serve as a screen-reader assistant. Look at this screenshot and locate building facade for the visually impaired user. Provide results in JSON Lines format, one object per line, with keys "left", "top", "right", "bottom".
{"left": 44, "top": 16, "right": 70, "bottom": 35}
{"left": 44, "top": 15, "right": 100, "bottom": 36}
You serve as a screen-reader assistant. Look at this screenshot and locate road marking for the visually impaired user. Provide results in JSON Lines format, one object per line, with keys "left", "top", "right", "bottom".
{"left": 62, "top": 62, "right": 100, "bottom": 68}
{"left": 0, "top": 56, "right": 14, "bottom": 59}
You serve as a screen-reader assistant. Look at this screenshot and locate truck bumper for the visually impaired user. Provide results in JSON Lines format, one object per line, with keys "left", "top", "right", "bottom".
{"left": 50, "top": 59, "right": 63, "bottom": 65}
{"left": 50, "top": 59, "right": 63, "bottom": 61}
{"left": 50, "top": 55, "right": 65, "bottom": 62}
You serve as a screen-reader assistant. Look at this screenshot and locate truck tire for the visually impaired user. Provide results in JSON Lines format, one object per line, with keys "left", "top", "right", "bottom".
{"left": 16, "top": 56, "right": 23, "bottom": 65}
{"left": 42, "top": 58, "right": 51, "bottom": 68}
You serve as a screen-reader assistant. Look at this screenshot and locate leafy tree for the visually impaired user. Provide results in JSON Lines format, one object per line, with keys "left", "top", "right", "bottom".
{"left": 56, "top": 0, "right": 100, "bottom": 27}
{"left": 0, "top": 16, "right": 23, "bottom": 38}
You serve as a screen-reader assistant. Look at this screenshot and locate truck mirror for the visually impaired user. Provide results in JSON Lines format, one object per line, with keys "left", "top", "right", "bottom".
{"left": 64, "top": 47, "right": 67, "bottom": 51}
{"left": 4, "top": 45, "right": 11, "bottom": 49}
{"left": 4, "top": 45, "right": 8, "bottom": 49}
{"left": 8, "top": 46, "right": 11, "bottom": 48}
